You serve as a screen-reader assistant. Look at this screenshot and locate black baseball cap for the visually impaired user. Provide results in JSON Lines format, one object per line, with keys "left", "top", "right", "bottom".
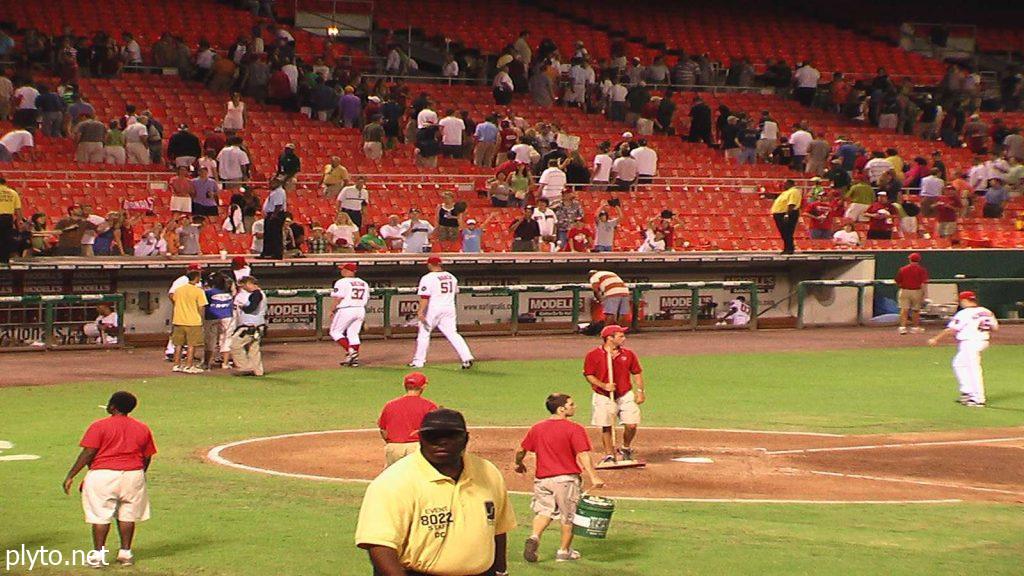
{"left": 419, "top": 408, "right": 468, "bottom": 433}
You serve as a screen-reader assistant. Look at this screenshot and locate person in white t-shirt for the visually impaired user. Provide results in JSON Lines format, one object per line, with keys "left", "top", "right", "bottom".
{"left": 832, "top": 222, "right": 860, "bottom": 247}
{"left": 249, "top": 217, "right": 264, "bottom": 254}
{"left": 329, "top": 263, "right": 371, "bottom": 367}
{"left": 326, "top": 212, "right": 359, "bottom": 252}
{"left": 437, "top": 110, "right": 465, "bottom": 158}
{"left": 630, "top": 140, "right": 658, "bottom": 183}
{"left": 637, "top": 230, "right": 666, "bottom": 252}
{"left": 13, "top": 83, "right": 39, "bottom": 110}
{"left": 717, "top": 296, "right": 751, "bottom": 326}
{"left": 409, "top": 256, "right": 474, "bottom": 369}
{"left": 510, "top": 140, "right": 535, "bottom": 165}
{"left": 611, "top": 147, "right": 638, "bottom": 191}
{"left": 216, "top": 138, "right": 251, "bottom": 186}
{"left": 416, "top": 106, "right": 438, "bottom": 129}
{"left": 793, "top": 62, "right": 820, "bottom": 107}
{"left": 337, "top": 176, "right": 369, "bottom": 229}
{"left": 592, "top": 141, "right": 613, "bottom": 189}
{"left": 0, "top": 128, "right": 34, "bottom": 161}
{"left": 79, "top": 206, "right": 109, "bottom": 257}
{"left": 531, "top": 198, "right": 558, "bottom": 241}
{"left": 379, "top": 214, "right": 404, "bottom": 251}
{"left": 537, "top": 159, "right": 567, "bottom": 205}
{"left": 788, "top": 126, "right": 812, "bottom": 171}
{"left": 83, "top": 303, "right": 119, "bottom": 344}
{"left": 928, "top": 291, "right": 999, "bottom": 407}
{"left": 399, "top": 208, "right": 435, "bottom": 253}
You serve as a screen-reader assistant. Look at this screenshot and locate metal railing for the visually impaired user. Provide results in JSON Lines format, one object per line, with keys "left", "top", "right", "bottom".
{"left": 795, "top": 278, "right": 1024, "bottom": 328}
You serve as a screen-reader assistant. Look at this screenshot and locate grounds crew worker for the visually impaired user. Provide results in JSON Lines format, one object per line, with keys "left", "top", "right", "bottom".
{"left": 0, "top": 177, "right": 23, "bottom": 265}
{"left": 230, "top": 276, "right": 267, "bottom": 377}
{"left": 356, "top": 408, "right": 516, "bottom": 576}
{"left": 378, "top": 372, "right": 438, "bottom": 466}
{"left": 515, "top": 393, "right": 604, "bottom": 564}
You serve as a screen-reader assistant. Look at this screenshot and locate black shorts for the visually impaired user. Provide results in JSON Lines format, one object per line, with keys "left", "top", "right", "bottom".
{"left": 192, "top": 203, "right": 219, "bottom": 217}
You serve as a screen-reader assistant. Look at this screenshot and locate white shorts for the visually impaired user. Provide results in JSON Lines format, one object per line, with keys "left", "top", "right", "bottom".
{"left": 169, "top": 195, "right": 192, "bottom": 213}
{"left": 731, "top": 314, "right": 750, "bottom": 326}
{"left": 81, "top": 469, "right": 151, "bottom": 525}
{"left": 591, "top": 390, "right": 641, "bottom": 427}
{"left": 329, "top": 307, "right": 366, "bottom": 342}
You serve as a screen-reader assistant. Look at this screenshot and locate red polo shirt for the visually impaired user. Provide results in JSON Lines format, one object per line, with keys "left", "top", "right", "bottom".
{"left": 521, "top": 418, "right": 592, "bottom": 478}
{"left": 895, "top": 263, "right": 929, "bottom": 290}
{"left": 377, "top": 395, "right": 438, "bottom": 443}
{"left": 583, "top": 346, "right": 643, "bottom": 398}
{"left": 805, "top": 200, "right": 835, "bottom": 231}
{"left": 79, "top": 415, "right": 157, "bottom": 471}
{"left": 866, "top": 201, "right": 896, "bottom": 232}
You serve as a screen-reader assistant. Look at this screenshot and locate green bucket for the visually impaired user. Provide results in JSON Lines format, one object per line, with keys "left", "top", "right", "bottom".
{"left": 572, "top": 495, "right": 615, "bottom": 539}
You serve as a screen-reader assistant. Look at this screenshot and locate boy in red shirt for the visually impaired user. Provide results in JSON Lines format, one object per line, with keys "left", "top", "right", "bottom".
{"left": 565, "top": 217, "right": 593, "bottom": 252}
{"left": 515, "top": 393, "right": 604, "bottom": 564}
{"left": 934, "top": 186, "right": 961, "bottom": 238}
{"left": 804, "top": 193, "right": 838, "bottom": 240}
{"left": 582, "top": 325, "right": 646, "bottom": 464}
{"left": 63, "top": 391, "right": 157, "bottom": 568}
{"left": 865, "top": 191, "right": 897, "bottom": 240}
{"left": 377, "top": 372, "right": 438, "bottom": 466}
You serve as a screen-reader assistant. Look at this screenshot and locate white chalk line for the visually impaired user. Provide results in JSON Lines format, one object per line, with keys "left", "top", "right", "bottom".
{"left": 205, "top": 427, "right": 968, "bottom": 505}
{"left": 808, "top": 470, "right": 1024, "bottom": 497}
{"left": 767, "top": 436, "right": 1024, "bottom": 455}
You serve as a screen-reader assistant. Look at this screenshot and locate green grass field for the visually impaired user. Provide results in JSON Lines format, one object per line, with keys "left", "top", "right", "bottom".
{"left": 3, "top": 346, "right": 1024, "bottom": 575}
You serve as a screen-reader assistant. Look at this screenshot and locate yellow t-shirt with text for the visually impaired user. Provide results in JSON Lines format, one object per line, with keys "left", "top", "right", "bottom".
{"left": 770, "top": 187, "right": 802, "bottom": 214}
{"left": 0, "top": 185, "right": 21, "bottom": 214}
{"left": 172, "top": 283, "right": 208, "bottom": 327}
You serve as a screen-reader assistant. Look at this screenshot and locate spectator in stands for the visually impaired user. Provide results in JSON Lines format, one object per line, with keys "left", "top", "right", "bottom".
{"left": 12, "top": 80, "right": 39, "bottom": 129}
{"left": 361, "top": 115, "right": 385, "bottom": 164}
{"left": 514, "top": 31, "right": 532, "bottom": 69}
{"left": 631, "top": 140, "right": 658, "bottom": 184}
{"left": 917, "top": 94, "right": 939, "bottom": 141}
{"left": 493, "top": 66, "right": 514, "bottom": 105}
{"left": 648, "top": 209, "right": 677, "bottom": 251}
{"left": 327, "top": 212, "right": 359, "bottom": 252}
{"left": 865, "top": 192, "right": 898, "bottom": 240}
{"left": 917, "top": 168, "right": 944, "bottom": 217}
{"left": 529, "top": 62, "right": 556, "bottom": 108}
{"left": 192, "top": 167, "right": 220, "bottom": 219}
{"left": 337, "top": 86, "right": 361, "bottom": 128}
{"left": 121, "top": 32, "right": 142, "bottom": 66}
{"left": 611, "top": 146, "right": 638, "bottom": 191}
{"left": 222, "top": 92, "right": 246, "bottom": 132}
{"left": 538, "top": 158, "right": 567, "bottom": 205}
{"left": 589, "top": 141, "right": 614, "bottom": 191}
{"left": 78, "top": 205, "right": 108, "bottom": 257}
{"left": 194, "top": 40, "right": 217, "bottom": 83}
{"left": 69, "top": 113, "right": 104, "bottom": 164}
{"left": 415, "top": 119, "right": 442, "bottom": 168}
{"left": 438, "top": 110, "right": 466, "bottom": 159}
{"left": 167, "top": 125, "right": 201, "bottom": 169}
{"left": 379, "top": 214, "right": 403, "bottom": 251}
{"left": 638, "top": 228, "right": 666, "bottom": 252}
{"left": 133, "top": 224, "right": 168, "bottom": 256}
{"left": 983, "top": 177, "right": 1008, "bottom": 218}
{"left": 832, "top": 221, "right": 860, "bottom": 247}
{"left": 554, "top": 190, "right": 583, "bottom": 248}
{"left": 510, "top": 204, "right": 541, "bottom": 252}
{"left": 35, "top": 84, "right": 64, "bottom": 138}
{"left": 963, "top": 114, "right": 989, "bottom": 154}
{"left": 805, "top": 190, "right": 838, "bottom": 240}
{"left": 0, "top": 178, "right": 21, "bottom": 264}
{"left": 276, "top": 143, "right": 301, "bottom": 189}
{"left": 721, "top": 115, "right": 741, "bottom": 161}
{"left": 687, "top": 96, "right": 713, "bottom": 146}
{"left": 755, "top": 112, "right": 779, "bottom": 163}
{"left": 884, "top": 148, "right": 905, "bottom": 176}
{"left": 593, "top": 203, "right": 622, "bottom": 252}
{"left": 902, "top": 157, "right": 928, "bottom": 189}
{"left": 0, "top": 69, "right": 12, "bottom": 121}
{"left": 320, "top": 156, "right": 351, "bottom": 198}
{"left": 267, "top": 66, "right": 294, "bottom": 110}
{"left": 793, "top": 61, "right": 820, "bottom": 107}
{"left": 806, "top": 133, "right": 830, "bottom": 176}
{"left": 100, "top": 120, "right": 126, "bottom": 165}
{"left": 1005, "top": 128, "right": 1024, "bottom": 161}
{"left": 0, "top": 126, "right": 33, "bottom": 163}
{"left": 179, "top": 216, "right": 203, "bottom": 256}
{"left": 242, "top": 54, "right": 271, "bottom": 104}
{"left": 261, "top": 178, "right": 288, "bottom": 259}
{"left": 787, "top": 124, "right": 812, "bottom": 172}
{"left": 770, "top": 179, "right": 801, "bottom": 254}
{"left": 249, "top": 214, "right": 265, "bottom": 254}
{"left": 338, "top": 176, "right": 369, "bottom": 229}
{"left": 399, "top": 208, "right": 435, "bottom": 253}
{"left": 934, "top": 185, "right": 961, "bottom": 238}
{"left": 217, "top": 137, "right": 251, "bottom": 189}
{"left": 473, "top": 115, "right": 499, "bottom": 168}
{"left": 864, "top": 151, "right": 893, "bottom": 184}
{"left": 141, "top": 112, "right": 164, "bottom": 164}
{"left": 168, "top": 166, "right": 194, "bottom": 215}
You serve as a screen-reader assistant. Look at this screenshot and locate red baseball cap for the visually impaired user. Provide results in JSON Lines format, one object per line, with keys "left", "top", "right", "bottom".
{"left": 426, "top": 256, "right": 443, "bottom": 266}
{"left": 908, "top": 252, "right": 921, "bottom": 262}
{"left": 404, "top": 372, "right": 428, "bottom": 388}
{"left": 958, "top": 291, "right": 977, "bottom": 301}
{"left": 187, "top": 263, "right": 203, "bottom": 271}
{"left": 600, "top": 324, "right": 627, "bottom": 338}
{"left": 339, "top": 262, "right": 358, "bottom": 272}
{"left": 232, "top": 256, "right": 248, "bottom": 267}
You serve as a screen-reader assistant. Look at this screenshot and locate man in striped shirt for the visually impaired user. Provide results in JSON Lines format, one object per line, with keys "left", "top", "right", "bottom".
{"left": 588, "top": 270, "right": 631, "bottom": 326}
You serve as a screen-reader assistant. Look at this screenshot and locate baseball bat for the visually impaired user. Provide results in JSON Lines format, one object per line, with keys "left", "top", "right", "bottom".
{"left": 606, "top": 347, "right": 616, "bottom": 460}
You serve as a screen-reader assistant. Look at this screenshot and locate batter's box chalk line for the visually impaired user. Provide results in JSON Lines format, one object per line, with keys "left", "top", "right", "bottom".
{"left": 0, "top": 440, "right": 41, "bottom": 462}
{"left": 204, "top": 427, "right": 973, "bottom": 505}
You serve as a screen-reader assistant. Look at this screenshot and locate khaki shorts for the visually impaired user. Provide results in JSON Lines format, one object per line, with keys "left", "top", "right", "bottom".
{"left": 385, "top": 442, "right": 419, "bottom": 466}
{"left": 898, "top": 288, "right": 924, "bottom": 311}
{"left": 204, "top": 317, "right": 235, "bottom": 354}
{"left": 591, "top": 390, "right": 641, "bottom": 427}
{"left": 169, "top": 195, "right": 192, "bottom": 213}
{"left": 82, "top": 469, "right": 151, "bottom": 524}
{"left": 531, "top": 474, "right": 582, "bottom": 524}
{"left": 171, "top": 324, "right": 205, "bottom": 347}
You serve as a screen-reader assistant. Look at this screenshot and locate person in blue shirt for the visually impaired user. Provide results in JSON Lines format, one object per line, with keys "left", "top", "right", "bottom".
{"left": 983, "top": 177, "right": 1008, "bottom": 218}
{"left": 459, "top": 212, "right": 495, "bottom": 253}
{"left": 203, "top": 272, "right": 236, "bottom": 369}
{"left": 473, "top": 115, "right": 500, "bottom": 168}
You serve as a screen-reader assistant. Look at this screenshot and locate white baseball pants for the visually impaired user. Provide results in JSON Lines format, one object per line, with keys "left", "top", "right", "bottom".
{"left": 952, "top": 340, "right": 989, "bottom": 403}
{"left": 330, "top": 308, "right": 365, "bottom": 345}
{"left": 411, "top": 309, "right": 473, "bottom": 366}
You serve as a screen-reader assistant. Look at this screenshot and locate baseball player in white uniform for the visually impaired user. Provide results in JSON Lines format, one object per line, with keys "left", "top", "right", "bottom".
{"left": 329, "top": 263, "right": 370, "bottom": 367}
{"left": 717, "top": 296, "right": 751, "bottom": 326}
{"left": 409, "top": 256, "right": 474, "bottom": 369}
{"left": 165, "top": 263, "right": 202, "bottom": 359}
{"left": 928, "top": 291, "right": 999, "bottom": 407}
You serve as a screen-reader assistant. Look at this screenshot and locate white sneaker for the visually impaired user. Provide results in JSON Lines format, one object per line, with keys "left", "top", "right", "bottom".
{"left": 407, "top": 362, "right": 424, "bottom": 368}
{"left": 897, "top": 327, "right": 908, "bottom": 335}
{"left": 172, "top": 364, "right": 184, "bottom": 372}
{"left": 184, "top": 366, "right": 204, "bottom": 374}
{"left": 909, "top": 327, "right": 925, "bottom": 334}
{"left": 555, "top": 549, "right": 581, "bottom": 562}
{"left": 116, "top": 550, "right": 134, "bottom": 566}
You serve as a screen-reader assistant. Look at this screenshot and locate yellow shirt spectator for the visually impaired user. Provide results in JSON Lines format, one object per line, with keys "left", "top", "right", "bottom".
{"left": 355, "top": 450, "right": 516, "bottom": 576}
{"left": 322, "top": 163, "right": 350, "bottom": 186}
{"left": 770, "top": 187, "right": 802, "bottom": 214}
{"left": 172, "top": 283, "right": 208, "bottom": 327}
{"left": 0, "top": 184, "right": 21, "bottom": 214}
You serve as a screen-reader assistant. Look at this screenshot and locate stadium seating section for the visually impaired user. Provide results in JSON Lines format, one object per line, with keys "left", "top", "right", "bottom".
{"left": 2, "top": 0, "right": 1023, "bottom": 254}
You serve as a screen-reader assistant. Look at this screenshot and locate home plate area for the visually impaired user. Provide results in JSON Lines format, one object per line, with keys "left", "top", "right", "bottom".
{"left": 212, "top": 427, "right": 1024, "bottom": 503}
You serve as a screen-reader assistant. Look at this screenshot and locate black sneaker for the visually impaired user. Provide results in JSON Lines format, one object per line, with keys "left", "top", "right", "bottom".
{"left": 523, "top": 537, "right": 539, "bottom": 563}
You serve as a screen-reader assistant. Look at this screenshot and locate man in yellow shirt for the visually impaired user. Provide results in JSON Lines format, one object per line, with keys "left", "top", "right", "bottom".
{"left": 0, "top": 177, "right": 23, "bottom": 265}
{"left": 355, "top": 408, "right": 515, "bottom": 576}
{"left": 171, "top": 271, "right": 208, "bottom": 374}
{"left": 770, "top": 179, "right": 802, "bottom": 254}
{"left": 320, "top": 156, "right": 350, "bottom": 198}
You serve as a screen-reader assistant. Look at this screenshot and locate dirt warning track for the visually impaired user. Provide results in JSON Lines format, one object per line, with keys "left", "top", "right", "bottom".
{"left": 209, "top": 426, "right": 1024, "bottom": 504}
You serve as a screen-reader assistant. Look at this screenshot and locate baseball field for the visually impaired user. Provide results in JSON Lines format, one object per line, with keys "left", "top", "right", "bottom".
{"left": 3, "top": 327, "right": 1024, "bottom": 575}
